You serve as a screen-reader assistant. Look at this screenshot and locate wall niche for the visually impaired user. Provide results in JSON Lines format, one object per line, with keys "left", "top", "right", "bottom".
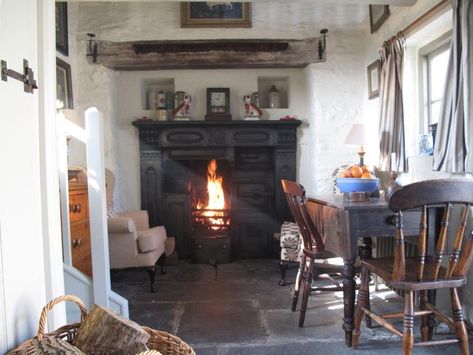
{"left": 257, "top": 76, "right": 289, "bottom": 109}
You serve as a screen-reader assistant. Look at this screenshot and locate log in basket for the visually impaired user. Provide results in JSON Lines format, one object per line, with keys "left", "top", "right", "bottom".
{"left": 7, "top": 295, "right": 195, "bottom": 355}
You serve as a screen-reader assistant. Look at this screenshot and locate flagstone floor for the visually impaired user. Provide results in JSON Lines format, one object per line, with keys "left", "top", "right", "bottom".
{"left": 111, "top": 259, "right": 469, "bottom": 354}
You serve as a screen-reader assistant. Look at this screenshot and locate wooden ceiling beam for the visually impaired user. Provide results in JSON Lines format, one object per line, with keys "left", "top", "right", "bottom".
{"left": 92, "top": 37, "right": 325, "bottom": 71}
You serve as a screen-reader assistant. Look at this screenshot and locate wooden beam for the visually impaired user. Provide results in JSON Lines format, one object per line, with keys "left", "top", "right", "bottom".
{"left": 93, "top": 38, "right": 324, "bottom": 71}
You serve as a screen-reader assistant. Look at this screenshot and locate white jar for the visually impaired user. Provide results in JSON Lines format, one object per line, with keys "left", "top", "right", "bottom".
{"left": 268, "top": 85, "right": 281, "bottom": 108}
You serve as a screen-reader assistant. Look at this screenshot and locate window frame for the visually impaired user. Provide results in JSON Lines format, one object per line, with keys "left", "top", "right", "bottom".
{"left": 418, "top": 31, "right": 451, "bottom": 134}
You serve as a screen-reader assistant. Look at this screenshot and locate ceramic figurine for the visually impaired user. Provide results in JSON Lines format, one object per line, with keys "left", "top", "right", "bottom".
{"left": 243, "top": 94, "right": 263, "bottom": 120}
{"left": 172, "top": 94, "right": 191, "bottom": 120}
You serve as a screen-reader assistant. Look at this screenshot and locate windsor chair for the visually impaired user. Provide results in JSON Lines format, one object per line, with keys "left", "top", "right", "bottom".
{"left": 281, "top": 179, "right": 344, "bottom": 327}
{"left": 352, "top": 179, "right": 473, "bottom": 354}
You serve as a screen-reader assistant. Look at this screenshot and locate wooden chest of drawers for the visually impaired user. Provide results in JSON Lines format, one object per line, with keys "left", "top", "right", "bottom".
{"left": 69, "top": 183, "right": 92, "bottom": 277}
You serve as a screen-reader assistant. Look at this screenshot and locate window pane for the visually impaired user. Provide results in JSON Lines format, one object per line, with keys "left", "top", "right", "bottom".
{"left": 429, "top": 49, "right": 450, "bottom": 101}
{"left": 430, "top": 100, "right": 442, "bottom": 124}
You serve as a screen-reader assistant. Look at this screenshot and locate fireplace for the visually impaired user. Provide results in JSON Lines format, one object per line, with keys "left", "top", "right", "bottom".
{"left": 133, "top": 120, "right": 301, "bottom": 259}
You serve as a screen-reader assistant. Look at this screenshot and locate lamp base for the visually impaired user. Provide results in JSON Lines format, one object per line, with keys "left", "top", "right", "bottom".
{"left": 343, "top": 192, "right": 370, "bottom": 202}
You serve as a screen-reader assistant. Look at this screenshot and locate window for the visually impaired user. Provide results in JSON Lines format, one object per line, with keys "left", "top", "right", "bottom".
{"left": 419, "top": 33, "right": 451, "bottom": 133}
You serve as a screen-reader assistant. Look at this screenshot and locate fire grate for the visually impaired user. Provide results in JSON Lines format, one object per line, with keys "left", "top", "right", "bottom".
{"left": 192, "top": 208, "right": 231, "bottom": 235}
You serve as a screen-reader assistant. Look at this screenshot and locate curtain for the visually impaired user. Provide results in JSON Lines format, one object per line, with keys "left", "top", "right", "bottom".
{"left": 433, "top": 0, "right": 473, "bottom": 173}
{"left": 378, "top": 35, "right": 408, "bottom": 172}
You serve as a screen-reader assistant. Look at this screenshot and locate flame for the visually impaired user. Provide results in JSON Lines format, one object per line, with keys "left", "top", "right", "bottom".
{"left": 196, "top": 159, "right": 227, "bottom": 228}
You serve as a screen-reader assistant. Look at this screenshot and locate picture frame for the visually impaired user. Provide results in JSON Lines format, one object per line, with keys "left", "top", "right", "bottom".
{"left": 367, "top": 59, "right": 381, "bottom": 100}
{"left": 181, "top": 2, "right": 251, "bottom": 28}
{"left": 369, "top": 5, "right": 390, "bottom": 34}
{"left": 56, "top": 58, "right": 74, "bottom": 109}
{"left": 206, "top": 88, "right": 231, "bottom": 121}
{"left": 55, "top": 3, "right": 69, "bottom": 56}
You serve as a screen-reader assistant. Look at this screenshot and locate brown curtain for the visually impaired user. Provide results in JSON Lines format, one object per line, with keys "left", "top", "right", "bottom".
{"left": 378, "top": 35, "right": 408, "bottom": 172}
{"left": 433, "top": 0, "right": 473, "bottom": 173}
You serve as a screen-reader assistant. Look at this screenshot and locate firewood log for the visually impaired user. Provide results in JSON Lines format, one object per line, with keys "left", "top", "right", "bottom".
{"left": 73, "top": 305, "right": 149, "bottom": 354}
{"left": 29, "top": 337, "right": 85, "bottom": 354}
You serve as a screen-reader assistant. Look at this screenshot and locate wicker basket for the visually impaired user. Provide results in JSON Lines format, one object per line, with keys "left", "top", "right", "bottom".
{"left": 8, "top": 295, "right": 195, "bottom": 355}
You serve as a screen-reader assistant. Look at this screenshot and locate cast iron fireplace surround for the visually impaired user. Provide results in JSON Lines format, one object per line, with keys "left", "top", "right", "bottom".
{"left": 133, "top": 120, "right": 301, "bottom": 259}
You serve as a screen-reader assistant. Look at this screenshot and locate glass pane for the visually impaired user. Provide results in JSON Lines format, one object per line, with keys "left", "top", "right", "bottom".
{"left": 429, "top": 49, "right": 450, "bottom": 101}
{"left": 430, "top": 100, "right": 441, "bottom": 124}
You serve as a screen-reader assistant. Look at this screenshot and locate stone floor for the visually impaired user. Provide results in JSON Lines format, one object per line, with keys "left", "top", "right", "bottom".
{"left": 111, "top": 259, "right": 470, "bottom": 354}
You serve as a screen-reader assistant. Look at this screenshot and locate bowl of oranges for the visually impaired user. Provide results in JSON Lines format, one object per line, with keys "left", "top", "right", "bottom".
{"left": 336, "top": 164, "right": 379, "bottom": 193}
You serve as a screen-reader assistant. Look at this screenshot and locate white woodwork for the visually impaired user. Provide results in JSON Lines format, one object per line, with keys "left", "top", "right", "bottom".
{"left": 37, "top": 0, "right": 67, "bottom": 331}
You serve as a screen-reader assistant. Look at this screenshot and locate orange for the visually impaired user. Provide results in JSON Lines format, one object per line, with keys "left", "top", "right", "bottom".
{"left": 361, "top": 172, "right": 373, "bottom": 179}
{"left": 350, "top": 165, "right": 363, "bottom": 178}
{"left": 361, "top": 165, "right": 371, "bottom": 173}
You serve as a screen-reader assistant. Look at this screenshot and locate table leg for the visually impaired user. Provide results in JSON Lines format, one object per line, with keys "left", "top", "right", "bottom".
{"left": 343, "top": 259, "right": 356, "bottom": 346}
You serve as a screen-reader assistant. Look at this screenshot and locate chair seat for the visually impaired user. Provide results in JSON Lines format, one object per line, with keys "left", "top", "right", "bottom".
{"left": 362, "top": 257, "right": 466, "bottom": 291}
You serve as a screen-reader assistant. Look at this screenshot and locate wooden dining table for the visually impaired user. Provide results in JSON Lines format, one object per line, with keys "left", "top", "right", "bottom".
{"left": 306, "top": 194, "right": 437, "bottom": 346}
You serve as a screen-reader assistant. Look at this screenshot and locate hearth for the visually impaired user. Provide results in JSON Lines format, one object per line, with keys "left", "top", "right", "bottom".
{"left": 133, "top": 120, "right": 301, "bottom": 259}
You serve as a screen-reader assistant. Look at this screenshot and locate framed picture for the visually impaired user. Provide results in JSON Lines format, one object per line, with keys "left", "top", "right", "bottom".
{"left": 369, "top": 5, "right": 390, "bottom": 34}
{"left": 367, "top": 60, "right": 381, "bottom": 99}
{"left": 206, "top": 88, "right": 231, "bottom": 120}
{"left": 56, "top": 3, "right": 69, "bottom": 56}
{"left": 56, "top": 58, "right": 74, "bottom": 109}
{"left": 181, "top": 2, "right": 251, "bottom": 28}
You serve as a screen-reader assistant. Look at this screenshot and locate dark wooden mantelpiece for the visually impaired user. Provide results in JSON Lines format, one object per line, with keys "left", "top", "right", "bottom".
{"left": 93, "top": 38, "right": 324, "bottom": 70}
{"left": 133, "top": 119, "right": 302, "bottom": 259}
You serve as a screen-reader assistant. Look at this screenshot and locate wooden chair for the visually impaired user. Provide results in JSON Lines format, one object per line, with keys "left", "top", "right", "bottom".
{"left": 352, "top": 179, "right": 473, "bottom": 354}
{"left": 281, "top": 179, "right": 344, "bottom": 327}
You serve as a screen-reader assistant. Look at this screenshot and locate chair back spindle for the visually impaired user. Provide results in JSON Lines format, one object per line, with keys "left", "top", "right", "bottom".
{"left": 454, "top": 231, "right": 473, "bottom": 277}
{"left": 446, "top": 205, "right": 470, "bottom": 277}
{"left": 417, "top": 206, "right": 427, "bottom": 281}
{"left": 393, "top": 211, "right": 406, "bottom": 281}
{"left": 388, "top": 179, "right": 473, "bottom": 283}
{"left": 432, "top": 204, "right": 451, "bottom": 280}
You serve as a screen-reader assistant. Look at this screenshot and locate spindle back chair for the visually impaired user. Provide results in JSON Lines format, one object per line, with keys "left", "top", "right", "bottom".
{"left": 281, "top": 180, "right": 343, "bottom": 327}
{"left": 352, "top": 179, "right": 473, "bottom": 354}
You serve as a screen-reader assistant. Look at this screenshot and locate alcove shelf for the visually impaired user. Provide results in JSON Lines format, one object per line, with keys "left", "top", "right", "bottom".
{"left": 142, "top": 78, "right": 175, "bottom": 110}
{"left": 257, "top": 76, "right": 289, "bottom": 109}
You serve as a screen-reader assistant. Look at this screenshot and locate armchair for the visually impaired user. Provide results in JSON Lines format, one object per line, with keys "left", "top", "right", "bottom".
{"left": 105, "top": 169, "right": 175, "bottom": 292}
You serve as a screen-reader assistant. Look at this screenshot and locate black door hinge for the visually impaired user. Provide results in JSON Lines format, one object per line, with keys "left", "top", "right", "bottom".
{"left": 1, "top": 59, "right": 38, "bottom": 94}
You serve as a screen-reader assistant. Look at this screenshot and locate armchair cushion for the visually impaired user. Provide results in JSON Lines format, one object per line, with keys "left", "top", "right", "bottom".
{"left": 138, "top": 234, "right": 161, "bottom": 253}
{"left": 118, "top": 210, "right": 150, "bottom": 231}
{"left": 108, "top": 217, "right": 136, "bottom": 234}
{"left": 137, "top": 226, "right": 166, "bottom": 252}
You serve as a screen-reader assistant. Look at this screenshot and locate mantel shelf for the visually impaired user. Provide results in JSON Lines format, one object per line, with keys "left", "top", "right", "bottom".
{"left": 93, "top": 38, "right": 325, "bottom": 71}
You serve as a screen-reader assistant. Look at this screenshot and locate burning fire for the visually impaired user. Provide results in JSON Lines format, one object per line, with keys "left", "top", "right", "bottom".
{"left": 196, "top": 159, "right": 228, "bottom": 228}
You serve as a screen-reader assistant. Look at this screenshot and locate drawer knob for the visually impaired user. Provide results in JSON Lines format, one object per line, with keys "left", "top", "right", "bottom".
{"left": 72, "top": 238, "right": 82, "bottom": 248}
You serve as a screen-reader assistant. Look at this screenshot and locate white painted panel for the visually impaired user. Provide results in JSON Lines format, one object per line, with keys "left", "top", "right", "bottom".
{"left": 86, "top": 108, "right": 112, "bottom": 307}
{"left": 0, "top": 0, "right": 47, "bottom": 350}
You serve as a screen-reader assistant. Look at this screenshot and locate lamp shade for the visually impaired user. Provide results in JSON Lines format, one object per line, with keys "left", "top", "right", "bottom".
{"left": 344, "top": 123, "right": 368, "bottom": 146}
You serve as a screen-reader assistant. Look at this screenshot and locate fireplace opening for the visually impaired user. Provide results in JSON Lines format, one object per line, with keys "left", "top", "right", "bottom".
{"left": 192, "top": 159, "right": 231, "bottom": 236}
{"left": 164, "top": 158, "right": 231, "bottom": 264}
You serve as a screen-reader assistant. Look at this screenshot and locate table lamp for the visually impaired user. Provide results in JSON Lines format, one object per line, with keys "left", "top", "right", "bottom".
{"left": 344, "top": 123, "right": 368, "bottom": 167}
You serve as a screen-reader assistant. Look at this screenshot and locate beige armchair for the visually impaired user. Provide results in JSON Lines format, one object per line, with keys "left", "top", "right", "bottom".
{"left": 105, "top": 169, "right": 174, "bottom": 292}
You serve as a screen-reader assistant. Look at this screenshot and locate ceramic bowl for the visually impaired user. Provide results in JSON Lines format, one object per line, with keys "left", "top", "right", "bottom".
{"left": 336, "top": 177, "right": 379, "bottom": 193}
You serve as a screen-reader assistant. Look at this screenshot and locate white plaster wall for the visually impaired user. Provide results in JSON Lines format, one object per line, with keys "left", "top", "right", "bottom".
{"left": 71, "top": 1, "right": 371, "bottom": 206}
{"left": 302, "top": 30, "right": 367, "bottom": 196}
